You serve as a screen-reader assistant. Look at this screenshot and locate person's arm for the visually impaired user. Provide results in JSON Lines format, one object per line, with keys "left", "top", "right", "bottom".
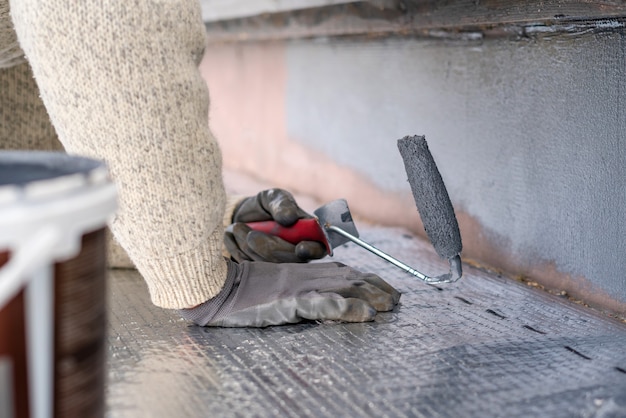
{"left": 11, "top": 0, "right": 227, "bottom": 309}
{"left": 10, "top": 0, "right": 401, "bottom": 325}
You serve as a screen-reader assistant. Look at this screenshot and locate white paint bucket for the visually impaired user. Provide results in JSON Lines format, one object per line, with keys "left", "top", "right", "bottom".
{"left": 0, "top": 151, "right": 117, "bottom": 418}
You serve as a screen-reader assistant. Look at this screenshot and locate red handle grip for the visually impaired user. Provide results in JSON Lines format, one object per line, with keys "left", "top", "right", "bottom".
{"left": 245, "top": 218, "right": 330, "bottom": 253}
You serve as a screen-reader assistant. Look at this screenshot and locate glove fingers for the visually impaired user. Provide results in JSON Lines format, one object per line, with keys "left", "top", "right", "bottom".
{"left": 259, "top": 188, "right": 310, "bottom": 226}
{"left": 323, "top": 282, "right": 397, "bottom": 312}
{"left": 184, "top": 260, "right": 399, "bottom": 327}
{"left": 206, "top": 296, "right": 377, "bottom": 327}
{"left": 224, "top": 230, "right": 253, "bottom": 263}
{"left": 228, "top": 223, "right": 268, "bottom": 262}
{"left": 247, "top": 230, "right": 304, "bottom": 263}
{"left": 295, "top": 241, "right": 327, "bottom": 260}
{"left": 339, "top": 264, "right": 401, "bottom": 306}
{"left": 227, "top": 223, "right": 325, "bottom": 263}
{"left": 361, "top": 274, "right": 402, "bottom": 305}
{"left": 295, "top": 296, "right": 377, "bottom": 323}
{"left": 231, "top": 223, "right": 307, "bottom": 263}
{"left": 232, "top": 188, "right": 308, "bottom": 225}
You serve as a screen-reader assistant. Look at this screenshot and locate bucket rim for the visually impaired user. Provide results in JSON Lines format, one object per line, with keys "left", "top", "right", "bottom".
{"left": 0, "top": 151, "right": 110, "bottom": 205}
{"left": 0, "top": 151, "right": 105, "bottom": 187}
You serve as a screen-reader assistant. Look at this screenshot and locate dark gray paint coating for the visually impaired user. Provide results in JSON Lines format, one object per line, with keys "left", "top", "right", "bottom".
{"left": 397, "top": 135, "right": 462, "bottom": 260}
{"left": 285, "top": 32, "right": 626, "bottom": 305}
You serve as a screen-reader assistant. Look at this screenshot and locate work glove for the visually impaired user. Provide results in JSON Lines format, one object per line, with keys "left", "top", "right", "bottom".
{"left": 179, "top": 259, "right": 401, "bottom": 327}
{"left": 224, "top": 188, "right": 327, "bottom": 263}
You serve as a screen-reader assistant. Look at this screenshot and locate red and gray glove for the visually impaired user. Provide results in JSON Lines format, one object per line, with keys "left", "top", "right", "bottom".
{"left": 224, "top": 189, "right": 327, "bottom": 263}
{"left": 179, "top": 259, "right": 401, "bottom": 327}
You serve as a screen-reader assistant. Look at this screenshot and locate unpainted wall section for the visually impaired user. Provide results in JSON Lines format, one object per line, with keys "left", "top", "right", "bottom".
{"left": 202, "top": 31, "right": 626, "bottom": 313}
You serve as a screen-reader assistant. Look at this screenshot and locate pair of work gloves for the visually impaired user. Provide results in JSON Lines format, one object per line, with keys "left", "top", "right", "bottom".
{"left": 179, "top": 189, "right": 400, "bottom": 327}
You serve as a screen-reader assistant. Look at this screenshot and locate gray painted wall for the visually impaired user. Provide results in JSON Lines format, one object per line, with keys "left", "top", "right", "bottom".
{"left": 285, "top": 31, "right": 626, "bottom": 305}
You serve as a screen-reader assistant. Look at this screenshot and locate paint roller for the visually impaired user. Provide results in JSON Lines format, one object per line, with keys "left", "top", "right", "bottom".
{"left": 314, "top": 134, "right": 463, "bottom": 283}
{"left": 247, "top": 134, "right": 462, "bottom": 283}
{"left": 396, "top": 134, "right": 462, "bottom": 283}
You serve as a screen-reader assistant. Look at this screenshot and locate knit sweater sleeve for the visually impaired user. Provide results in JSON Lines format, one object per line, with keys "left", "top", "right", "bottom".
{"left": 10, "top": 0, "right": 228, "bottom": 309}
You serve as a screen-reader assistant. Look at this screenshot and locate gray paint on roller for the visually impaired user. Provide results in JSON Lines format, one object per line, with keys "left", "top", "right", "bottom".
{"left": 285, "top": 31, "right": 626, "bottom": 304}
{"left": 397, "top": 135, "right": 462, "bottom": 260}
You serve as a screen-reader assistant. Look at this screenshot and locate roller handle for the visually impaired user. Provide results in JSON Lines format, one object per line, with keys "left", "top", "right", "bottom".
{"left": 245, "top": 218, "right": 331, "bottom": 254}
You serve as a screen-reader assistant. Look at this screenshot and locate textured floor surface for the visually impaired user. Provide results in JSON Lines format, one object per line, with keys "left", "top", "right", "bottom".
{"left": 106, "top": 226, "right": 626, "bottom": 418}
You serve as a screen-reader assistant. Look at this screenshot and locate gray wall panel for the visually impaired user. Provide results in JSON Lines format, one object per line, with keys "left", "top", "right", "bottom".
{"left": 285, "top": 32, "right": 626, "bottom": 304}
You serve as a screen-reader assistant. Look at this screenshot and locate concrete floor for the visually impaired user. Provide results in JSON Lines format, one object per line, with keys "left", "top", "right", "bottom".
{"left": 106, "top": 225, "right": 626, "bottom": 418}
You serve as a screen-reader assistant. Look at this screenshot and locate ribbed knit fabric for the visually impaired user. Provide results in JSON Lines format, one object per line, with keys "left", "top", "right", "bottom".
{"left": 4, "top": 0, "right": 230, "bottom": 309}
{"left": 108, "top": 194, "right": 245, "bottom": 269}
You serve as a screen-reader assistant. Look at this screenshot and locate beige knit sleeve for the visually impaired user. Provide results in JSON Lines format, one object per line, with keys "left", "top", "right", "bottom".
{"left": 10, "top": 0, "right": 228, "bottom": 309}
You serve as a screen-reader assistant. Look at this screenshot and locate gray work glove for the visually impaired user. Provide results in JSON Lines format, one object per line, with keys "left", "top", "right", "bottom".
{"left": 179, "top": 259, "right": 401, "bottom": 327}
{"left": 225, "top": 188, "right": 327, "bottom": 263}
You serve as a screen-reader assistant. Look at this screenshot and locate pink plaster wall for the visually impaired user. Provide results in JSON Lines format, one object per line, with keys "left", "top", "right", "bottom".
{"left": 199, "top": 42, "right": 422, "bottom": 233}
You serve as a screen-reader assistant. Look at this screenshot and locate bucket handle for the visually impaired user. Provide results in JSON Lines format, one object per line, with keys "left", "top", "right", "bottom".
{"left": 0, "top": 227, "right": 59, "bottom": 418}
{"left": 0, "top": 227, "right": 60, "bottom": 310}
